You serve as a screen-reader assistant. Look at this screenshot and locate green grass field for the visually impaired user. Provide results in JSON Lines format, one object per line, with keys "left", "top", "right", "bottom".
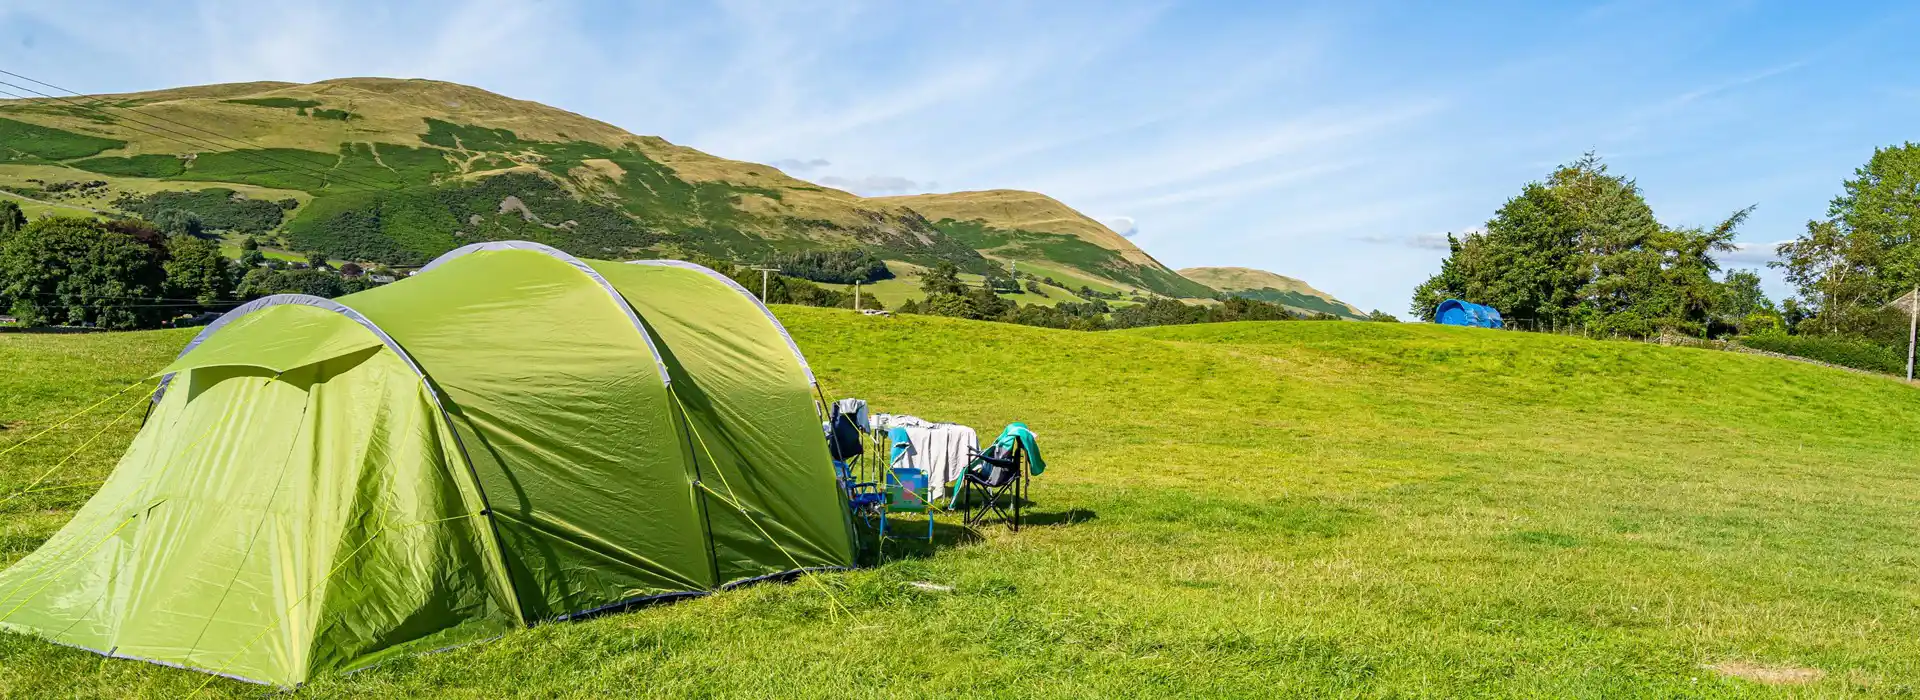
{"left": 3, "top": 314, "right": 1919, "bottom": 697}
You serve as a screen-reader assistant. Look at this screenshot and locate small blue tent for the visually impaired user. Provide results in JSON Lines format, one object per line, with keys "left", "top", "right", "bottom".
{"left": 1434, "top": 299, "right": 1504, "bottom": 329}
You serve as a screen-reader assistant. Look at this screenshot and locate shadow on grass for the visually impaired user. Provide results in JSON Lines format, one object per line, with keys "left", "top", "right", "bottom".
{"left": 858, "top": 507, "right": 1097, "bottom": 563}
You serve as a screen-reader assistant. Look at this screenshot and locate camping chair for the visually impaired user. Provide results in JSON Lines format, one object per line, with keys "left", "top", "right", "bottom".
{"left": 958, "top": 441, "right": 1027, "bottom": 530}
{"left": 877, "top": 426, "right": 935, "bottom": 545}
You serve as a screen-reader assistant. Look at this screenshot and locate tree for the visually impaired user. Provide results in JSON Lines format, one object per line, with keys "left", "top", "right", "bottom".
{"left": 152, "top": 209, "right": 204, "bottom": 238}
{"left": 0, "top": 200, "right": 25, "bottom": 243}
{"left": 1367, "top": 309, "right": 1400, "bottom": 322}
{"left": 303, "top": 250, "right": 330, "bottom": 270}
{"left": 1411, "top": 154, "right": 1748, "bottom": 336}
{"left": 0, "top": 216, "right": 170, "bottom": 329}
{"left": 237, "top": 267, "right": 347, "bottom": 299}
{"left": 1774, "top": 143, "right": 1920, "bottom": 335}
{"left": 163, "top": 235, "right": 232, "bottom": 305}
{"left": 238, "top": 249, "right": 267, "bottom": 268}
{"left": 919, "top": 261, "right": 967, "bottom": 297}
{"left": 240, "top": 235, "right": 259, "bottom": 251}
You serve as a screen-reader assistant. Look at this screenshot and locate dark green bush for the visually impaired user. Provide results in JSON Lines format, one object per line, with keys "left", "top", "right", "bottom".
{"left": 1739, "top": 333, "right": 1904, "bottom": 375}
{"left": 118, "top": 188, "right": 287, "bottom": 233}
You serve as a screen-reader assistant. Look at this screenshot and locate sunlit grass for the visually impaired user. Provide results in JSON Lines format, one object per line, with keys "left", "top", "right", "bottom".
{"left": 2, "top": 313, "right": 1918, "bottom": 697}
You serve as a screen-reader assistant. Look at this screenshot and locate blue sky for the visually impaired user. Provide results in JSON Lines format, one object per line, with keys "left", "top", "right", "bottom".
{"left": 0, "top": 0, "right": 1915, "bottom": 314}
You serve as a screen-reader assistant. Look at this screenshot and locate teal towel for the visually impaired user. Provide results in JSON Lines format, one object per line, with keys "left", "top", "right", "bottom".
{"left": 999, "top": 422, "right": 1044, "bottom": 476}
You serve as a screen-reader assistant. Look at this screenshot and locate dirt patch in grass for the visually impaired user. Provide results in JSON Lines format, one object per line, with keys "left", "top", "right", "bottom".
{"left": 1708, "top": 660, "right": 1825, "bottom": 685}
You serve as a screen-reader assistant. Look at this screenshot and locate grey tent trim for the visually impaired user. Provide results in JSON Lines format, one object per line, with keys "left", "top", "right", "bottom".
{"left": 425, "top": 241, "right": 673, "bottom": 387}
{"left": 624, "top": 260, "right": 818, "bottom": 386}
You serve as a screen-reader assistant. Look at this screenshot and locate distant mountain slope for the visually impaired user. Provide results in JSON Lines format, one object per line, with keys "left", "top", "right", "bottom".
{"left": 1179, "top": 266, "right": 1365, "bottom": 319}
{"left": 0, "top": 78, "right": 1205, "bottom": 297}
{"left": 874, "top": 190, "right": 1213, "bottom": 298}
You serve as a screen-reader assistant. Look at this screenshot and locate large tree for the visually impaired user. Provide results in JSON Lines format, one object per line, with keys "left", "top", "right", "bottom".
{"left": 163, "top": 234, "right": 234, "bottom": 306}
{"left": 0, "top": 217, "right": 170, "bottom": 329}
{"left": 1411, "top": 154, "right": 1747, "bottom": 335}
{"left": 1774, "top": 143, "right": 1920, "bottom": 334}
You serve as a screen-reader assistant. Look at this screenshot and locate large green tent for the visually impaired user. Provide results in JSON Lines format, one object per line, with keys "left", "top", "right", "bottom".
{"left": 0, "top": 241, "right": 853, "bottom": 686}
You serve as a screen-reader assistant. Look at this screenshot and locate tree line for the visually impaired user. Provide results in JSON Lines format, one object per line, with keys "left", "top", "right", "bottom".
{"left": 0, "top": 205, "right": 380, "bottom": 330}
{"left": 1411, "top": 145, "right": 1920, "bottom": 372}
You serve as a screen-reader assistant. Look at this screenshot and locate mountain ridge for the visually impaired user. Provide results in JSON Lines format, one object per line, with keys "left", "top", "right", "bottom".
{"left": 0, "top": 77, "right": 1322, "bottom": 304}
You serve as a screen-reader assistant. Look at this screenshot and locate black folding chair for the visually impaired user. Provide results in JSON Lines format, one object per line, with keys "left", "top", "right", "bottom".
{"left": 959, "top": 440, "right": 1027, "bottom": 531}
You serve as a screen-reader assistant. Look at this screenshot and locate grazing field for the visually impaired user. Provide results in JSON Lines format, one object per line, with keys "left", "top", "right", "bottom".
{"left": 2, "top": 313, "right": 1919, "bottom": 697}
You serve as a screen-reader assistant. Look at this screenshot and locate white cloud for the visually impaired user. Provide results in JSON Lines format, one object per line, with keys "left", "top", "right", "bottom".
{"left": 817, "top": 174, "right": 925, "bottom": 195}
{"left": 1100, "top": 216, "right": 1138, "bottom": 237}
{"left": 771, "top": 158, "right": 831, "bottom": 173}
{"left": 1718, "top": 240, "right": 1791, "bottom": 266}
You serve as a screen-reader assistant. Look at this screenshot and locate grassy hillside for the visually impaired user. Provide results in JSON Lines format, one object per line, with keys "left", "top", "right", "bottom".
{"left": 1180, "top": 266, "right": 1366, "bottom": 319}
{"left": 0, "top": 79, "right": 1238, "bottom": 299}
{"left": 4, "top": 313, "right": 1919, "bottom": 696}
{"left": 876, "top": 190, "right": 1215, "bottom": 298}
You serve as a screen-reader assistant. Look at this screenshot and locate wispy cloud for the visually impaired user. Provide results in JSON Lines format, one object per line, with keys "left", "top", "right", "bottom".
{"left": 818, "top": 174, "right": 927, "bottom": 195}
{"left": 1353, "top": 231, "right": 1458, "bottom": 250}
{"left": 1717, "top": 240, "right": 1791, "bottom": 267}
{"left": 1099, "top": 216, "right": 1139, "bottom": 237}
{"left": 771, "top": 158, "right": 831, "bottom": 173}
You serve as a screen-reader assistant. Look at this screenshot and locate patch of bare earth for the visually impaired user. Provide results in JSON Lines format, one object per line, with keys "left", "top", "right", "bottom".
{"left": 1708, "top": 661, "right": 1825, "bottom": 685}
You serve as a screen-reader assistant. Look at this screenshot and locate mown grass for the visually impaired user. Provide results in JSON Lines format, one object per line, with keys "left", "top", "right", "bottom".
{"left": 3, "top": 314, "right": 1920, "bottom": 697}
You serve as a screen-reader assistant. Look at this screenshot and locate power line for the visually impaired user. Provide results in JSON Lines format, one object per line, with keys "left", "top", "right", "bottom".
{"left": 0, "top": 72, "right": 405, "bottom": 195}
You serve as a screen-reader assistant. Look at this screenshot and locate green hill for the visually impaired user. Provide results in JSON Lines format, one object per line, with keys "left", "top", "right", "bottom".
{"left": 0, "top": 78, "right": 1211, "bottom": 298}
{"left": 4, "top": 313, "right": 1917, "bottom": 696}
{"left": 1179, "top": 266, "right": 1366, "bottom": 319}
{"left": 875, "top": 190, "right": 1216, "bottom": 298}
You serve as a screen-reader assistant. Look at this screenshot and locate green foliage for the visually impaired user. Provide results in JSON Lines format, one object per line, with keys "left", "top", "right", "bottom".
{"left": 1367, "top": 309, "right": 1400, "bottom": 322}
{"left": 116, "top": 189, "right": 287, "bottom": 234}
{"left": 0, "top": 117, "right": 124, "bottom": 162}
{"left": 1739, "top": 332, "right": 1904, "bottom": 375}
{"left": 0, "top": 200, "right": 23, "bottom": 241}
{"left": 70, "top": 154, "right": 186, "bottom": 177}
{"left": 161, "top": 235, "right": 231, "bottom": 305}
{"left": 235, "top": 267, "right": 362, "bottom": 299}
{"left": 222, "top": 98, "right": 322, "bottom": 110}
{"left": 0, "top": 217, "right": 169, "bottom": 329}
{"left": 762, "top": 249, "right": 892, "bottom": 284}
{"left": 150, "top": 210, "right": 203, "bottom": 238}
{"left": 1413, "top": 154, "right": 1747, "bottom": 337}
{"left": 918, "top": 261, "right": 968, "bottom": 297}
{"left": 1774, "top": 142, "right": 1920, "bottom": 336}
{"left": 311, "top": 108, "right": 356, "bottom": 121}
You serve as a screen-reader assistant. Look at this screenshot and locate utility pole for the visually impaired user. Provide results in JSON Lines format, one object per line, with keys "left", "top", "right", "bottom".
{"left": 854, "top": 282, "right": 862, "bottom": 311}
{"left": 752, "top": 267, "right": 780, "bottom": 302}
{"left": 1906, "top": 286, "right": 1917, "bottom": 382}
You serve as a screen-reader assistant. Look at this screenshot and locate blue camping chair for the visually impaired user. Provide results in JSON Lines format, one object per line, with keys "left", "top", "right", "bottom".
{"left": 878, "top": 426, "right": 936, "bottom": 543}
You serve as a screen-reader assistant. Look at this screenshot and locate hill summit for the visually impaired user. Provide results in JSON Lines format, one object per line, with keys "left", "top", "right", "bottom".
{"left": 1178, "top": 266, "right": 1365, "bottom": 319}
